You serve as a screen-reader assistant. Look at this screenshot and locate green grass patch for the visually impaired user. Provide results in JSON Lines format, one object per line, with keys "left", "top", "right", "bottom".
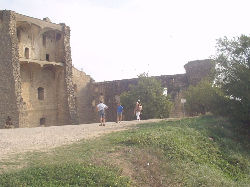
{"left": 0, "top": 163, "right": 130, "bottom": 186}
{"left": 113, "top": 115, "right": 250, "bottom": 186}
{"left": 0, "top": 115, "right": 249, "bottom": 186}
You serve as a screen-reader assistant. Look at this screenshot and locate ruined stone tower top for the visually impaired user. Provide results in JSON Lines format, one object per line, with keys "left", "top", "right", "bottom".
{"left": 184, "top": 59, "right": 213, "bottom": 85}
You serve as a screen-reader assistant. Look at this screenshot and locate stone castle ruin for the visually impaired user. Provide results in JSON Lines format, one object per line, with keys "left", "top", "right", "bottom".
{"left": 0, "top": 10, "right": 213, "bottom": 128}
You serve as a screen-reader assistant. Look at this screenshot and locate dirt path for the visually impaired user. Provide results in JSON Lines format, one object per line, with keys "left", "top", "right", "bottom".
{"left": 0, "top": 119, "right": 165, "bottom": 160}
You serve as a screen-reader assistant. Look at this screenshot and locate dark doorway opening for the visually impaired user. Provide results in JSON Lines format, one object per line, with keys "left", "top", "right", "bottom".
{"left": 46, "top": 54, "right": 50, "bottom": 61}
{"left": 38, "top": 87, "right": 44, "bottom": 100}
{"left": 40, "top": 118, "right": 46, "bottom": 125}
{"left": 25, "top": 48, "right": 29, "bottom": 59}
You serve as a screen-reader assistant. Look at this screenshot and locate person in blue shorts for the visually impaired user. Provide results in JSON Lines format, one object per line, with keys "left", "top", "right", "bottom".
{"left": 116, "top": 103, "right": 123, "bottom": 123}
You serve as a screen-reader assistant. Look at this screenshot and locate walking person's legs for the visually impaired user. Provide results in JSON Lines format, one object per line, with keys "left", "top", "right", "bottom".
{"left": 103, "top": 116, "right": 106, "bottom": 126}
{"left": 117, "top": 112, "right": 122, "bottom": 123}
{"left": 99, "top": 110, "right": 105, "bottom": 126}
{"left": 136, "top": 112, "right": 140, "bottom": 121}
{"left": 119, "top": 112, "right": 122, "bottom": 122}
{"left": 99, "top": 117, "right": 103, "bottom": 126}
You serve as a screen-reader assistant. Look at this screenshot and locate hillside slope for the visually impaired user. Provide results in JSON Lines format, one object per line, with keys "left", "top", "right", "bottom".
{"left": 0, "top": 115, "right": 249, "bottom": 186}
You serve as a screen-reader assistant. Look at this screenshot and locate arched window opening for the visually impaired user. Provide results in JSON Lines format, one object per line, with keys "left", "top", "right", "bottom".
{"left": 56, "top": 33, "right": 61, "bottom": 41}
{"left": 25, "top": 47, "right": 29, "bottom": 59}
{"left": 38, "top": 87, "right": 44, "bottom": 100}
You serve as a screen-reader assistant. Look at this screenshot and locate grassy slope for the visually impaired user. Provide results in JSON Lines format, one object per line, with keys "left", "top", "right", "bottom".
{"left": 0, "top": 115, "right": 249, "bottom": 186}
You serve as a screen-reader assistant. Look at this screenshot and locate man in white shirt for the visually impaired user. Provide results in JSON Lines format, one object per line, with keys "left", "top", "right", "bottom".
{"left": 96, "top": 101, "right": 108, "bottom": 126}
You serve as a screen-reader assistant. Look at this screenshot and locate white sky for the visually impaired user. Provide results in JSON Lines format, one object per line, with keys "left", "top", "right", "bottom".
{"left": 2, "top": 0, "right": 250, "bottom": 82}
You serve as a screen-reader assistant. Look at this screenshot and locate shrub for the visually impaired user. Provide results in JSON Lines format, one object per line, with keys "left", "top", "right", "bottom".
{"left": 120, "top": 73, "right": 172, "bottom": 120}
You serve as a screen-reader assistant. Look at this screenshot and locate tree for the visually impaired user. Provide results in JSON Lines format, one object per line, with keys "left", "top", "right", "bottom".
{"left": 120, "top": 73, "right": 172, "bottom": 120}
{"left": 214, "top": 35, "right": 250, "bottom": 123}
{"left": 184, "top": 79, "right": 226, "bottom": 116}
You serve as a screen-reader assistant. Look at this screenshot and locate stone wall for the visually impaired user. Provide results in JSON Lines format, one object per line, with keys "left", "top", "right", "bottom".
{"left": 16, "top": 22, "right": 64, "bottom": 63}
{"left": 0, "top": 10, "right": 78, "bottom": 128}
{"left": 55, "top": 67, "right": 70, "bottom": 126}
{"left": 84, "top": 74, "right": 188, "bottom": 123}
{"left": 62, "top": 24, "right": 79, "bottom": 125}
{"left": 15, "top": 13, "right": 70, "bottom": 127}
{"left": 20, "top": 63, "right": 69, "bottom": 127}
{"left": 0, "top": 10, "right": 24, "bottom": 128}
{"left": 74, "top": 59, "right": 212, "bottom": 124}
{"left": 89, "top": 78, "right": 139, "bottom": 123}
{"left": 72, "top": 67, "right": 93, "bottom": 123}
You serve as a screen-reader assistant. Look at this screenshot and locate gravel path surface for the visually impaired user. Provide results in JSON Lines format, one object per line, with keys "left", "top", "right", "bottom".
{"left": 0, "top": 119, "right": 164, "bottom": 160}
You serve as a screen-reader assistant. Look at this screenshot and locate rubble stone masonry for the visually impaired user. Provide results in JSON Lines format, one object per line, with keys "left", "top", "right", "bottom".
{"left": 0, "top": 10, "right": 24, "bottom": 128}
{"left": 184, "top": 59, "right": 214, "bottom": 85}
{"left": 62, "top": 24, "right": 79, "bottom": 125}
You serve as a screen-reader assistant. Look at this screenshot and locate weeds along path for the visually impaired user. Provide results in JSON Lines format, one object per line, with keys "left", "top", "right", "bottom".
{"left": 0, "top": 119, "right": 165, "bottom": 160}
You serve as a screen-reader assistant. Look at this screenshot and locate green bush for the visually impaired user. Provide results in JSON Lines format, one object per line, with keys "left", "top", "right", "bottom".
{"left": 120, "top": 73, "right": 172, "bottom": 120}
{"left": 184, "top": 79, "right": 226, "bottom": 116}
{"left": 184, "top": 35, "right": 250, "bottom": 125}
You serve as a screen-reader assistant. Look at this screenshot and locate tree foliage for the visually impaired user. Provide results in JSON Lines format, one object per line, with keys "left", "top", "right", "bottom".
{"left": 214, "top": 35, "right": 250, "bottom": 123}
{"left": 184, "top": 79, "right": 226, "bottom": 116}
{"left": 184, "top": 35, "right": 250, "bottom": 124}
{"left": 120, "top": 73, "right": 172, "bottom": 120}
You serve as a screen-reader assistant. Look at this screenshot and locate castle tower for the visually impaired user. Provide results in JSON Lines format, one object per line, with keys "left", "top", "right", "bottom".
{"left": 0, "top": 10, "right": 78, "bottom": 128}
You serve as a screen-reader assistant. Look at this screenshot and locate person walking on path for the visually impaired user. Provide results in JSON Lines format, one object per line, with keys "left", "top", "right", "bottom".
{"left": 97, "top": 101, "right": 108, "bottom": 126}
{"left": 134, "top": 100, "right": 142, "bottom": 121}
{"left": 116, "top": 103, "right": 123, "bottom": 123}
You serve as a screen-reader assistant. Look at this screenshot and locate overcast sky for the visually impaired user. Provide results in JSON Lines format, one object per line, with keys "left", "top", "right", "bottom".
{"left": 2, "top": 0, "right": 250, "bottom": 81}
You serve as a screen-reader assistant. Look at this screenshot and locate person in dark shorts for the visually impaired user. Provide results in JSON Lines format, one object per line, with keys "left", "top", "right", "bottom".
{"left": 96, "top": 101, "right": 108, "bottom": 126}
